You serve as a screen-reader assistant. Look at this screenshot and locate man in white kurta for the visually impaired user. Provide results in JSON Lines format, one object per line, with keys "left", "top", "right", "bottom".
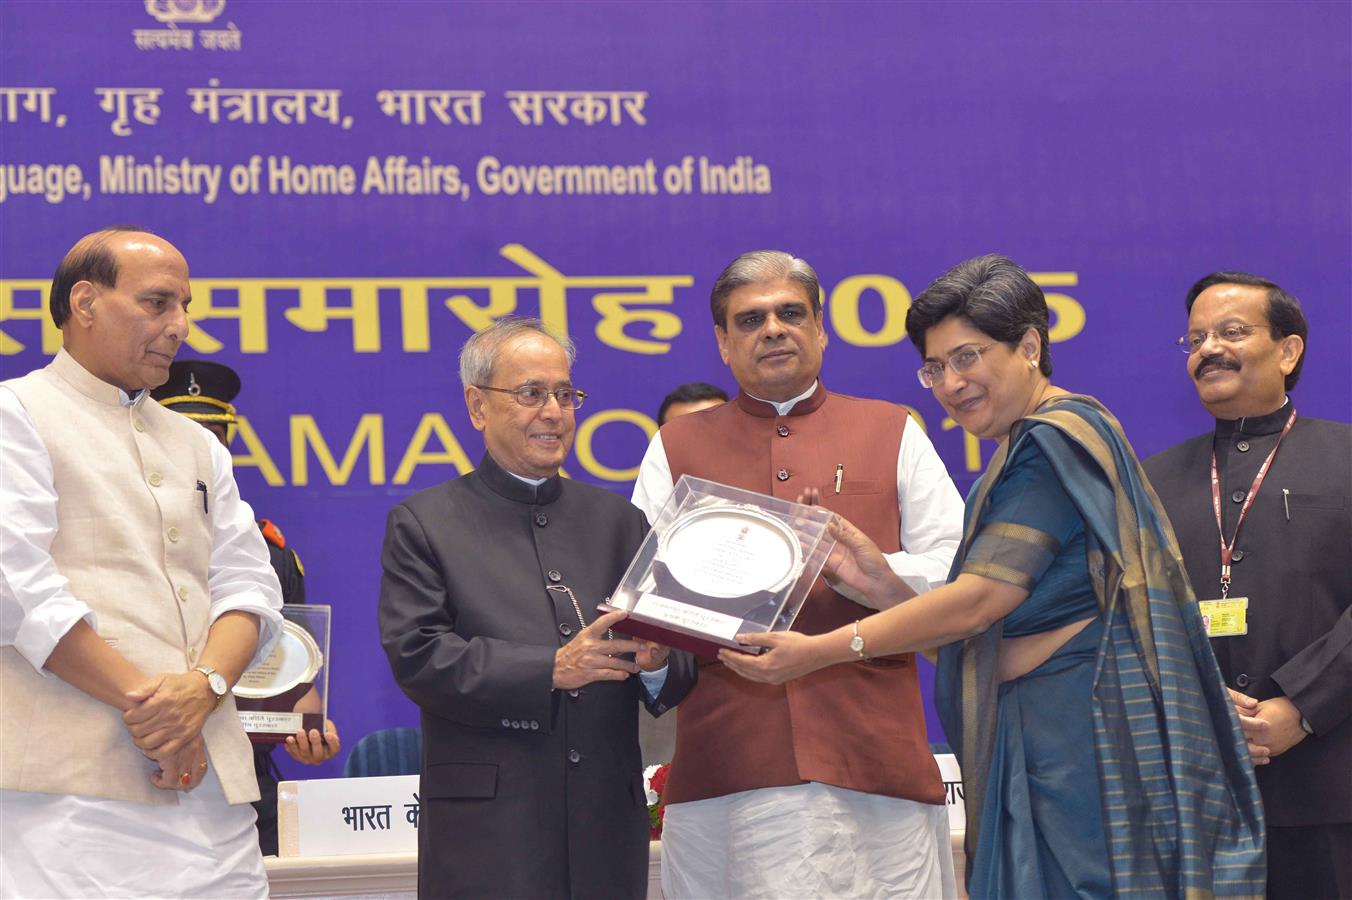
{"left": 0, "top": 228, "right": 282, "bottom": 898}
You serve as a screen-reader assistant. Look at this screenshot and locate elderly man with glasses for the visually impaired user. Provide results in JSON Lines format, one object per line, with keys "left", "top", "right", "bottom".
{"left": 378, "top": 317, "right": 694, "bottom": 900}
{"left": 1145, "top": 272, "right": 1352, "bottom": 900}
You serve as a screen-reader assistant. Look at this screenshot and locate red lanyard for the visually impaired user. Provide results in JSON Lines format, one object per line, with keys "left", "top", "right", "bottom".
{"left": 1209, "top": 407, "right": 1297, "bottom": 597}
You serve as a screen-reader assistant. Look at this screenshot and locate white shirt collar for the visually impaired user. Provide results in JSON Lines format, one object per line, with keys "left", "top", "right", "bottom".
{"left": 505, "top": 469, "right": 549, "bottom": 487}
{"left": 748, "top": 380, "right": 818, "bottom": 416}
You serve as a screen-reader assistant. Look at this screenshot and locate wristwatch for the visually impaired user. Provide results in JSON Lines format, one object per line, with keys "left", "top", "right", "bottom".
{"left": 193, "top": 665, "right": 229, "bottom": 711}
{"left": 1299, "top": 716, "right": 1314, "bottom": 736}
{"left": 849, "top": 620, "right": 870, "bottom": 661}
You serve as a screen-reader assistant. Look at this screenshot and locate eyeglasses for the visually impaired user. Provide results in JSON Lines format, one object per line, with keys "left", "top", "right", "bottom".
{"left": 1176, "top": 323, "right": 1268, "bottom": 354}
{"left": 916, "top": 343, "right": 995, "bottom": 388}
{"left": 475, "top": 384, "right": 588, "bottom": 410}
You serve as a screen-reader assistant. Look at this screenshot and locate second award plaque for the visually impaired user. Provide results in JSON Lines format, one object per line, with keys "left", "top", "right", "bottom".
{"left": 602, "top": 475, "right": 835, "bottom": 656}
{"left": 236, "top": 603, "right": 331, "bottom": 743}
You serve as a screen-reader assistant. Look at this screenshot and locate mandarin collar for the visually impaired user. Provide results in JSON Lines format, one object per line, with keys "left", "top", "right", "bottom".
{"left": 733, "top": 381, "right": 828, "bottom": 419}
{"left": 50, "top": 349, "right": 148, "bottom": 408}
{"left": 475, "top": 452, "right": 563, "bottom": 505}
{"left": 1214, "top": 397, "right": 1293, "bottom": 438}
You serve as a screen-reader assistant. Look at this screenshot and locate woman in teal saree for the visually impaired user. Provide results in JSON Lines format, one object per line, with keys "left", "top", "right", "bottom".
{"left": 719, "top": 255, "right": 1265, "bottom": 898}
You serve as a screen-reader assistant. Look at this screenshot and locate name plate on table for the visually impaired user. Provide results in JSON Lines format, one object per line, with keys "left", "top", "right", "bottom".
{"left": 237, "top": 604, "right": 331, "bottom": 743}
{"left": 278, "top": 774, "right": 420, "bottom": 857}
{"left": 603, "top": 475, "right": 835, "bottom": 657}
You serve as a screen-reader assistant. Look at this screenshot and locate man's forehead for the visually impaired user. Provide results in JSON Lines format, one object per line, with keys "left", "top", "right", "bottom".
{"left": 110, "top": 234, "right": 190, "bottom": 283}
{"left": 1190, "top": 284, "right": 1266, "bottom": 322}
{"left": 495, "top": 334, "right": 571, "bottom": 378}
{"left": 727, "top": 279, "right": 813, "bottom": 312}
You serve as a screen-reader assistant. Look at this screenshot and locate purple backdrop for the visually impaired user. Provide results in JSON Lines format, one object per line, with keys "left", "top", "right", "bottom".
{"left": 2, "top": 1, "right": 1348, "bottom": 780}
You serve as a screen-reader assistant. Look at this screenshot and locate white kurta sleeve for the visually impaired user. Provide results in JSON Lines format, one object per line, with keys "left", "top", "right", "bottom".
{"left": 202, "top": 431, "right": 284, "bottom": 667}
{"left": 885, "top": 423, "right": 965, "bottom": 594}
{"left": 0, "top": 387, "right": 97, "bottom": 673}
{"left": 631, "top": 431, "right": 674, "bottom": 525}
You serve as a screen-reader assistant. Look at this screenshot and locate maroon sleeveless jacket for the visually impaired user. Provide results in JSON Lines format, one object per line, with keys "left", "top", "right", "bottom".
{"left": 659, "top": 384, "right": 944, "bottom": 806}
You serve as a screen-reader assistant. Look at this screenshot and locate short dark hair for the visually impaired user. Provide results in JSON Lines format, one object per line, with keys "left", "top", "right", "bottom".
{"left": 49, "top": 225, "right": 156, "bottom": 327}
{"left": 709, "top": 250, "right": 821, "bottom": 328}
{"left": 1185, "top": 271, "right": 1308, "bottom": 390}
{"left": 657, "top": 382, "right": 728, "bottom": 426}
{"left": 905, "top": 254, "right": 1052, "bottom": 376}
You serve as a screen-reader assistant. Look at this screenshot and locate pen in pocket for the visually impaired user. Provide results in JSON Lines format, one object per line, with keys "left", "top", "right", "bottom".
{"left": 196, "top": 480, "right": 209, "bottom": 514}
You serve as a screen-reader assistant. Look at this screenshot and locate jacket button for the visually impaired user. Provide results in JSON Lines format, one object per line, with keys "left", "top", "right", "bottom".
{"left": 1235, "top": 673, "right": 1251, "bottom": 688}
{"left": 530, "top": 721, "right": 539, "bottom": 730}
{"left": 511, "top": 720, "right": 520, "bottom": 729}
{"left": 535, "top": 513, "right": 549, "bottom": 527}
{"left": 147, "top": 472, "right": 163, "bottom": 487}
{"left": 1231, "top": 490, "right": 1246, "bottom": 503}
{"left": 547, "top": 569, "right": 562, "bottom": 582}
{"left": 567, "top": 689, "right": 580, "bottom": 698}
{"left": 133, "top": 418, "right": 146, "bottom": 432}
{"left": 1232, "top": 550, "right": 1245, "bottom": 562}
{"left": 501, "top": 718, "right": 511, "bottom": 728}
{"left": 166, "top": 526, "right": 180, "bottom": 542}
{"left": 568, "top": 749, "right": 581, "bottom": 764}
{"left": 558, "top": 622, "right": 573, "bottom": 637}
{"left": 776, "top": 424, "right": 790, "bottom": 437}
{"left": 776, "top": 468, "right": 789, "bottom": 482}
{"left": 1236, "top": 440, "right": 1250, "bottom": 452}
{"left": 177, "top": 585, "right": 190, "bottom": 602}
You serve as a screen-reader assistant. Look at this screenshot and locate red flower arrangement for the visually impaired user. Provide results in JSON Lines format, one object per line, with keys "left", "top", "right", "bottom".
{"left": 645, "top": 763, "right": 671, "bottom": 839}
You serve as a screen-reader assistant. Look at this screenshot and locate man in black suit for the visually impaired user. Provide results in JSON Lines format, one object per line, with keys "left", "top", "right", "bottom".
{"left": 1145, "top": 272, "right": 1351, "bottom": 900}
{"left": 379, "top": 318, "right": 693, "bottom": 899}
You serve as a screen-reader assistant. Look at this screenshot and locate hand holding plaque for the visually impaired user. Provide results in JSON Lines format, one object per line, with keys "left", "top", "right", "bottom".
{"left": 602, "top": 476, "right": 835, "bottom": 657}
{"left": 236, "top": 604, "right": 331, "bottom": 743}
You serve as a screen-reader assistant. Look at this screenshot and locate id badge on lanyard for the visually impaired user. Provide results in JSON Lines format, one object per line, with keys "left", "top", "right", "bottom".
{"left": 1202, "top": 408, "right": 1296, "bottom": 637}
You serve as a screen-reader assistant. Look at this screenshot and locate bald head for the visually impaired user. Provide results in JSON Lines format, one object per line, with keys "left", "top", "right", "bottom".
{"left": 50, "top": 226, "right": 171, "bottom": 327}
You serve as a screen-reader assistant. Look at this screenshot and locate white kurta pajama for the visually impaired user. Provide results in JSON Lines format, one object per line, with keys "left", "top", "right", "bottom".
{"left": 632, "top": 384, "right": 963, "bottom": 900}
{"left": 0, "top": 372, "right": 282, "bottom": 899}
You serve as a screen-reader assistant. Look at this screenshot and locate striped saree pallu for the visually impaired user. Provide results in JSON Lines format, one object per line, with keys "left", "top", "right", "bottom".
{"left": 953, "top": 394, "right": 1264, "bottom": 898}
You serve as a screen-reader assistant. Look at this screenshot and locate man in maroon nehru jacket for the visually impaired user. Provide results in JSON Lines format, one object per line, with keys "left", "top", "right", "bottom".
{"left": 632, "top": 250, "right": 965, "bottom": 898}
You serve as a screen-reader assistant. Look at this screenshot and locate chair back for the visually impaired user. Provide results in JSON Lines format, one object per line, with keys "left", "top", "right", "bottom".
{"left": 342, "top": 727, "right": 421, "bottom": 778}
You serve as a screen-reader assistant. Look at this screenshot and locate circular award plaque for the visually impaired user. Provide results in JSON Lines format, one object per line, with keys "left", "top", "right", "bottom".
{"left": 234, "top": 620, "right": 324, "bottom": 699}
{"left": 658, "top": 504, "right": 803, "bottom": 599}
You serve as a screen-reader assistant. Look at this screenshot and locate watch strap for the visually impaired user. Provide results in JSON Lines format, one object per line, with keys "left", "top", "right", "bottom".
{"left": 850, "top": 620, "right": 870, "bottom": 661}
{"left": 192, "top": 665, "right": 228, "bottom": 710}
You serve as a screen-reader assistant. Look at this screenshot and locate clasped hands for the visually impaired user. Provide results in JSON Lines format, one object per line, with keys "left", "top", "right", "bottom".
{"left": 1228, "top": 688, "right": 1308, "bottom": 765}
{"left": 552, "top": 609, "right": 671, "bottom": 691}
{"left": 123, "top": 671, "right": 217, "bottom": 792}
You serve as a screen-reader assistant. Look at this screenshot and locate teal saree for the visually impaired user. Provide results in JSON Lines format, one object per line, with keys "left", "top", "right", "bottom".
{"left": 935, "top": 394, "right": 1264, "bottom": 898}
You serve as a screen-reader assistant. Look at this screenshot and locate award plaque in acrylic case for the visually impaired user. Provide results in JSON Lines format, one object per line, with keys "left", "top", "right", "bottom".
{"left": 236, "top": 603, "right": 331, "bottom": 743}
{"left": 602, "top": 475, "right": 835, "bottom": 657}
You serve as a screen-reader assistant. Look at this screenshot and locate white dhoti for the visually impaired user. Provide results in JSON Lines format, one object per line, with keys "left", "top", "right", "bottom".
{"left": 0, "top": 769, "right": 267, "bottom": 899}
{"left": 661, "top": 783, "right": 956, "bottom": 899}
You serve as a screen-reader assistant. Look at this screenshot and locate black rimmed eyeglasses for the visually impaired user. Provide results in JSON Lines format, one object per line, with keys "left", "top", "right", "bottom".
{"left": 476, "top": 384, "right": 588, "bottom": 410}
